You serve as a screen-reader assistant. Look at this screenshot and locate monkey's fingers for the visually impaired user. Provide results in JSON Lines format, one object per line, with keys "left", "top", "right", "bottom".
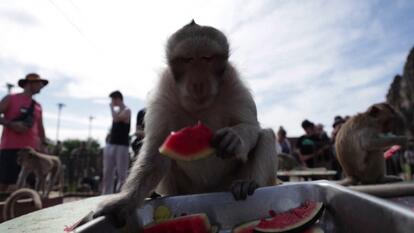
{"left": 211, "top": 128, "right": 228, "bottom": 148}
{"left": 218, "top": 130, "right": 234, "bottom": 149}
{"left": 226, "top": 137, "right": 241, "bottom": 155}
{"left": 213, "top": 129, "right": 241, "bottom": 159}
{"left": 231, "top": 180, "right": 258, "bottom": 200}
{"left": 247, "top": 181, "right": 259, "bottom": 195}
{"left": 107, "top": 211, "right": 128, "bottom": 228}
{"left": 230, "top": 180, "right": 246, "bottom": 200}
{"left": 212, "top": 131, "right": 231, "bottom": 159}
{"left": 93, "top": 207, "right": 127, "bottom": 228}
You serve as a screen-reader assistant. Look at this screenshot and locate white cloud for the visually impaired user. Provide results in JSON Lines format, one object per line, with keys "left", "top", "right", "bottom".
{"left": 1, "top": 0, "right": 413, "bottom": 143}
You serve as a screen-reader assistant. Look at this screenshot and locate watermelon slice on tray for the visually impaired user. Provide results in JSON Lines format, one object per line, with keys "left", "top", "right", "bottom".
{"left": 143, "top": 213, "right": 212, "bottom": 233}
{"left": 159, "top": 122, "right": 215, "bottom": 161}
{"left": 232, "top": 201, "right": 325, "bottom": 233}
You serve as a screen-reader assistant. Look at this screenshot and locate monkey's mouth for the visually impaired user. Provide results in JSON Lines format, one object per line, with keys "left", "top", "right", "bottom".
{"left": 181, "top": 96, "right": 212, "bottom": 111}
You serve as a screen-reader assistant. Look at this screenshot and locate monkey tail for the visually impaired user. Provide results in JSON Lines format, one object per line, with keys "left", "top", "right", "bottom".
{"left": 3, "top": 188, "right": 42, "bottom": 221}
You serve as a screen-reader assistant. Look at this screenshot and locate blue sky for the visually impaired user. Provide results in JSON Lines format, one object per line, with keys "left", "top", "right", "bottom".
{"left": 1, "top": 0, "right": 414, "bottom": 145}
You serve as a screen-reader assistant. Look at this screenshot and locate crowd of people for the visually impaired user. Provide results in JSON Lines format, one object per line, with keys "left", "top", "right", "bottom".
{"left": 275, "top": 117, "right": 348, "bottom": 180}
{"left": 276, "top": 115, "right": 414, "bottom": 182}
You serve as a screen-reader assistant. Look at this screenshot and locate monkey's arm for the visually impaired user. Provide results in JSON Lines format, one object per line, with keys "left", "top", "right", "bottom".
{"left": 230, "top": 123, "right": 261, "bottom": 161}
{"left": 213, "top": 95, "right": 260, "bottom": 162}
{"left": 362, "top": 134, "right": 407, "bottom": 151}
{"left": 94, "top": 103, "right": 171, "bottom": 225}
{"left": 122, "top": 150, "right": 170, "bottom": 205}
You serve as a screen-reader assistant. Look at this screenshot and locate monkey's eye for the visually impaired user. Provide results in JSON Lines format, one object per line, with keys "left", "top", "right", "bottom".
{"left": 180, "top": 57, "right": 194, "bottom": 63}
{"left": 202, "top": 56, "right": 213, "bottom": 62}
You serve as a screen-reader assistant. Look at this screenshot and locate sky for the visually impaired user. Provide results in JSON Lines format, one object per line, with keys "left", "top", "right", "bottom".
{"left": 1, "top": 0, "right": 414, "bottom": 146}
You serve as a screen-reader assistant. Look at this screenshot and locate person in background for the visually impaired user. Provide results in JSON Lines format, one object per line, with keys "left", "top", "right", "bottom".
{"left": 331, "top": 116, "right": 345, "bottom": 142}
{"left": 315, "top": 123, "right": 329, "bottom": 143}
{"left": 71, "top": 141, "right": 89, "bottom": 186}
{"left": 276, "top": 126, "right": 291, "bottom": 154}
{"left": 135, "top": 108, "right": 146, "bottom": 139}
{"left": 131, "top": 108, "right": 146, "bottom": 157}
{"left": 331, "top": 116, "right": 345, "bottom": 179}
{"left": 0, "top": 73, "right": 48, "bottom": 192}
{"left": 53, "top": 140, "right": 63, "bottom": 156}
{"left": 296, "top": 120, "right": 320, "bottom": 168}
{"left": 314, "top": 123, "right": 332, "bottom": 169}
{"left": 102, "top": 90, "right": 131, "bottom": 194}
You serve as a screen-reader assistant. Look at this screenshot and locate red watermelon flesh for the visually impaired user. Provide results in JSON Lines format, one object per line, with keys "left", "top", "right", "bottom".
{"left": 232, "top": 222, "right": 323, "bottom": 233}
{"left": 384, "top": 145, "right": 401, "bottom": 159}
{"left": 159, "top": 122, "right": 215, "bottom": 161}
{"left": 255, "top": 201, "right": 324, "bottom": 233}
{"left": 143, "top": 213, "right": 211, "bottom": 233}
{"left": 232, "top": 202, "right": 324, "bottom": 233}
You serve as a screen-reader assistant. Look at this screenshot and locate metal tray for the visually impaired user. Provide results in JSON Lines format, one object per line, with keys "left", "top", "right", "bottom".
{"left": 77, "top": 181, "right": 414, "bottom": 233}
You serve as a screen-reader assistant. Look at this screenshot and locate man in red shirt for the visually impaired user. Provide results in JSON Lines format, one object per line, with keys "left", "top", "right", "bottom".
{"left": 0, "top": 73, "right": 48, "bottom": 192}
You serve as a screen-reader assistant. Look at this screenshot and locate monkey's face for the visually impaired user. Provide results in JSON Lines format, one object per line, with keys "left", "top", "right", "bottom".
{"left": 167, "top": 22, "right": 229, "bottom": 112}
{"left": 368, "top": 103, "right": 405, "bottom": 134}
{"left": 171, "top": 53, "right": 226, "bottom": 111}
{"left": 16, "top": 148, "right": 36, "bottom": 166}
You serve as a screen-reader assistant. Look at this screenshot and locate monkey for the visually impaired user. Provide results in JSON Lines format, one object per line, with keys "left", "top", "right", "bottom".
{"left": 335, "top": 103, "right": 413, "bottom": 186}
{"left": 3, "top": 188, "right": 42, "bottom": 221}
{"left": 94, "top": 20, "right": 278, "bottom": 226}
{"left": 16, "top": 147, "right": 62, "bottom": 198}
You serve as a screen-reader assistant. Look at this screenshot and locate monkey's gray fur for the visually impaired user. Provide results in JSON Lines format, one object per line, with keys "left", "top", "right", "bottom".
{"left": 94, "top": 21, "right": 278, "bottom": 227}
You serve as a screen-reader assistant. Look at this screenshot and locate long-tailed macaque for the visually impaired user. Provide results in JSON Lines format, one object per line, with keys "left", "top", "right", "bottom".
{"left": 94, "top": 20, "right": 277, "bottom": 226}
{"left": 16, "top": 147, "right": 62, "bottom": 197}
{"left": 335, "top": 103, "right": 412, "bottom": 185}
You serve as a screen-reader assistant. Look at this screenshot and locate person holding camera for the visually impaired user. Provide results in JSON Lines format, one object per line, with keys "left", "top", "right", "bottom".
{"left": 0, "top": 73, "right": 48, "bottom": 192}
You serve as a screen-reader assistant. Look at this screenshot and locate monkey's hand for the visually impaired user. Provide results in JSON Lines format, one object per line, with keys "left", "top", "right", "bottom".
{"left": 212, "top": 127, "right": 246, "bottom": 160}
{"left": 230, "top": 180, "right": 259, "bottom": 200}
{"left": 93, "top": 193, "right": 136, "bottom": 228}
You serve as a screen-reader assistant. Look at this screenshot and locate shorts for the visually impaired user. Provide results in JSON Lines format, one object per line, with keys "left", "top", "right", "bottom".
{"left": 0, "top": 149, "right": 21, "bottom": 185}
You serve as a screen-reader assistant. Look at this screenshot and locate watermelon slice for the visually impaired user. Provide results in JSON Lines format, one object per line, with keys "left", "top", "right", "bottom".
{"left": 232, "top": 220, "right": 260, "bottom": 233}
{"left": 159, "top": 122, "right": 215, "bottom": 161}
{"left": 255, "top": 202, "right": 324, "bottom": 233}
{"left": 143, "top": 213, "right": 211, "bottom": 233}
{"left": 384, "top": 145, "right": 401, "bottom": 159}
{"left": 232, "top": 202, "right": 324, "bottom": 233}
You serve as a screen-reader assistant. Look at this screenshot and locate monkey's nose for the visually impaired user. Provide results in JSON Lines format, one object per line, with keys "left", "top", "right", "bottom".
{"left": 192, "top": 82, "right": 206, "bottom": 95}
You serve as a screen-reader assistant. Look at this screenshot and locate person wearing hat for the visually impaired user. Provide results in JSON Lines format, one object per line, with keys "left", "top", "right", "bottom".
{"left": 0, "top": 73, "right": 48, "bottom": 192}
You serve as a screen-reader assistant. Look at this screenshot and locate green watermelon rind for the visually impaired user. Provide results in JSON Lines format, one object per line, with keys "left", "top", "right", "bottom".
{"left": 159, "top": 145, "right": 215, "bottom": 161}
{"left": 254, "top": 202, "right": 325, "bottom": 233}
{"left": 232, "top": 219, "right": 260, "bottom": 233}
{"left": 143, "top": 213, "right": 211, "bottom": 233}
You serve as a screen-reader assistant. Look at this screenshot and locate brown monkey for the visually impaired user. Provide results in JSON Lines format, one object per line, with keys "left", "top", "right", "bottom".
{"left": 16, "top": 147, "right": 62, "bottom": 197}
{"left": 2, "top": 188, "right": 42, "bottom": 221}
{"left": 335, "top": 103, "right": 411, "bottom": 185}
{"left": 94, "top": 20, "right": 278, "bottom": 225}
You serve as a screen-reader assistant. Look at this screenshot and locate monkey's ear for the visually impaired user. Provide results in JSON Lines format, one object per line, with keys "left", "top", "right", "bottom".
{"left": 190, "top": 19, "right": 196, "bottom": 25}
{"left": 368, "top": 105, "right": 381, "bottom": 118}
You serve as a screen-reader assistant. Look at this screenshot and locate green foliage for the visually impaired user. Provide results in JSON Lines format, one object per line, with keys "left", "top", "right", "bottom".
{"left": 60, "top": 138, "right": 101, "bottom": 159}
